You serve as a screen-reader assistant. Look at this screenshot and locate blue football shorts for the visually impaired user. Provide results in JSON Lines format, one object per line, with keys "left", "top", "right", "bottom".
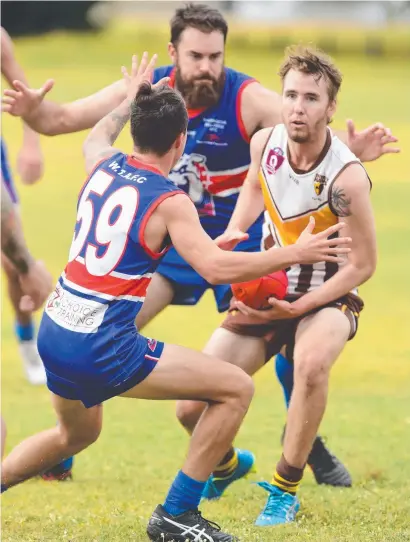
{"left": 37, "top": 312, "right": 164, "bottom": 408}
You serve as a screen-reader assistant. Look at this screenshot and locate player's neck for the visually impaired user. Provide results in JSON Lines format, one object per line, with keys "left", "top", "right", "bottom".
{"left": 130, "top": 151, "right": 174, "bottom": 177}
{"left": 287, "top": 129, "right": 329, "bottom": 173}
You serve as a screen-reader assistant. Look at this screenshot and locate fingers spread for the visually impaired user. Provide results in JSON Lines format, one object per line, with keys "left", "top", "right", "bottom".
{"left": 12, "top": 80, "right": 29, "bottom": 93}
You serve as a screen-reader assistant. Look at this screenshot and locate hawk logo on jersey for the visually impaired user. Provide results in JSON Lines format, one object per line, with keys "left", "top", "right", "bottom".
{"left": 314, "top": 174, "right": 327, "bottom": 196}
{"left": 170, "top": 153, "right": 215, "bottom": 216}
{"left": 265, "top": 147, "right": 285, "bottom": 175}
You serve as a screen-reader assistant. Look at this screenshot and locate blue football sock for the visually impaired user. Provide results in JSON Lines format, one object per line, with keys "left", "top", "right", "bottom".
{"left": 1, "top": 484, "right": 8, "bottom": 493}
{"left": 275, "top": 353, "right": 294, "bottom": 408}
{"left": 44, "top": 422, "right": 73, "bottom": 474}
{"left": 163, "top": 470, "right": 206, "bottom": 516}
{"left": 15, "top": 321, "right": 35, "bottom": 342}
{"left": 45, "top": 456, "right": 73, "bottom": 474}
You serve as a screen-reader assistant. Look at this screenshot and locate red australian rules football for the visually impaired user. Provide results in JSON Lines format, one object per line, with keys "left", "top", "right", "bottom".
{"left": 231, "top": 270, "right": 288, "bottom": 310}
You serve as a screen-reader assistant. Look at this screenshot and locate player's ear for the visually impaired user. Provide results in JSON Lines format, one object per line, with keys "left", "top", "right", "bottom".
{"left": 168, "top": 42, "right": 177, "bottom": 64}
{"left": 175, "top": 131, "right": 186, "bottom": 150}
{"left": 328, "top": 99, "right": 337, "bottom": 124}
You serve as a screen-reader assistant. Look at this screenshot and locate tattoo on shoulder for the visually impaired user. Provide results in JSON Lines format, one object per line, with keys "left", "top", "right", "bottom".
{"left": 331, "top": 186, "right": 352, "bottom": 217}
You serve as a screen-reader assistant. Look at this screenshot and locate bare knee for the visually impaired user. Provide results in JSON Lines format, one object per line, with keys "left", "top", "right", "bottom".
{"left": 294, "top": 350, "right": 330, "bottom": 390}
{"left": 60, "top": 419, "right": 102, "bottom": 453}
{"left": 176, "top": 400, "right": 206, "bottom": 430}
{"left": 225, "top": 368, "right": 255, "bottom": 413}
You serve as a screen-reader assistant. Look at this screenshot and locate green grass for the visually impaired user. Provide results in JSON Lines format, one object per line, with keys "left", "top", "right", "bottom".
{"left": 2, "top": 22, "right": 410, "bottom": 542}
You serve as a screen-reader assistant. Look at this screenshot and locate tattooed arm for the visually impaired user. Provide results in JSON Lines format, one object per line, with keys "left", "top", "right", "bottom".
{"left": 329, "top": 185, "right": 353, "bottom": 218}
{"left": 1, "top": 182, "right": 34, "bottom": 273}
{"left": 82, "top": 99, "right": 131, "bottom": 174}
{"left": 1, "top": 182, "right": 53, "bottom": 310}
{"left": 290, "top": 163, "right": 376, "bottom": 315}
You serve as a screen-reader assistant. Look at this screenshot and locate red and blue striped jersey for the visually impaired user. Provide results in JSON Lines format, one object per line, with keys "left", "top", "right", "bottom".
{"left": 45, "top": 153, "right": 183, "bottom": 336}
{"left": 153, "top": 66, "right": 263, "bottom": 238}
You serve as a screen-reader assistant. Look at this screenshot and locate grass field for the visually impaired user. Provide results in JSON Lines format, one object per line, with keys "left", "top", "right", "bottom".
{"left": 1, "top": 21, "right": 410, "bottom": 542}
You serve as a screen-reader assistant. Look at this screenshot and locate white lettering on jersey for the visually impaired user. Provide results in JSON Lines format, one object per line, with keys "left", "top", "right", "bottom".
{"left": 108, "top": 160, "right": 147, "bottom": 183}
{"left": 69, "top": 169, "right": 140, "bottom": 276}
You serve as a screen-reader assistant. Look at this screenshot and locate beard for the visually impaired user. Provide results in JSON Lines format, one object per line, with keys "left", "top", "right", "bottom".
{"left": 287, "top": 117, "right": 329, "bottom": 144}
{"left": 289, "top": 131, "right": 310, "bottom": 143}
{"left": 175, "top": 64, "right": 225, "bottom": 109}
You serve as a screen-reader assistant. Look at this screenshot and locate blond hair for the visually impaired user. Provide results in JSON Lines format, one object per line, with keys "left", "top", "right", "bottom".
{"left": 279, "top": 45, "right": 343, "bottom": 102}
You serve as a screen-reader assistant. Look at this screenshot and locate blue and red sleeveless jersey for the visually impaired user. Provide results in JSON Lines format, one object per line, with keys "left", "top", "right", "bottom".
{"left": 153, "top": 66, "right": 262, "bottom": 237}
{"left": 44, "top": 153, "right": 182, "bottom": 341}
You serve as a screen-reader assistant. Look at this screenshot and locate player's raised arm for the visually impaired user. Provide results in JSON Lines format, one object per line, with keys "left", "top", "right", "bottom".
{"left": 82, "top": 53, "right": 163, "bottom": 173}
{"left": 288, "top": 163, "right": 376, "bottom": 315}
{"left": 2, "top": 78, "right": 127, "bottom": 137}
{"left": 2, "top": 61, "right": 128, "bottom": 136}
{"left": 160, "top": 193, "right": 351, "bottom": 285}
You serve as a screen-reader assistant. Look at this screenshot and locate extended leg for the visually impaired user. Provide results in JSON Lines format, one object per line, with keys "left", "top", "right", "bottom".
{"left": 2, "top": 395, "right": 102, "bottom": 489}
{"left": 255, "top": 308, "right": 350, "bottom": 526}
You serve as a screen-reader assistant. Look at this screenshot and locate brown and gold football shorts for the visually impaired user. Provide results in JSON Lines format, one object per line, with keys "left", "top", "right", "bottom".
{"left": 221, "top": 293, "right": 364, "bottom": 364}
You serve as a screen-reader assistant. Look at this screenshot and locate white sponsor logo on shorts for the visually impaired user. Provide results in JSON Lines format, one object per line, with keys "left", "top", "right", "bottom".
{"left": 45, "top": 284, "right": 107, "bottom": 334}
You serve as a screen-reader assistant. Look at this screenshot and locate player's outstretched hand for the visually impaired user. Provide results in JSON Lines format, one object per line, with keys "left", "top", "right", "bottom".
{"left": 215, "top": 229, "right": 249, "bottom": 251}
{"left": 122, "top": 53, "right": 170, "bottom": 102}
{"left": 296, "top": 216, "right": 352, "bottom": 264}
{"left": 346, "top": 119, "right": 400, "bottom": 162}
{"left": 2, "top": 79, "right": 54, "bottom": 118}
{"left": 19, "top": 260, "right": 53, "bottom": 312}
